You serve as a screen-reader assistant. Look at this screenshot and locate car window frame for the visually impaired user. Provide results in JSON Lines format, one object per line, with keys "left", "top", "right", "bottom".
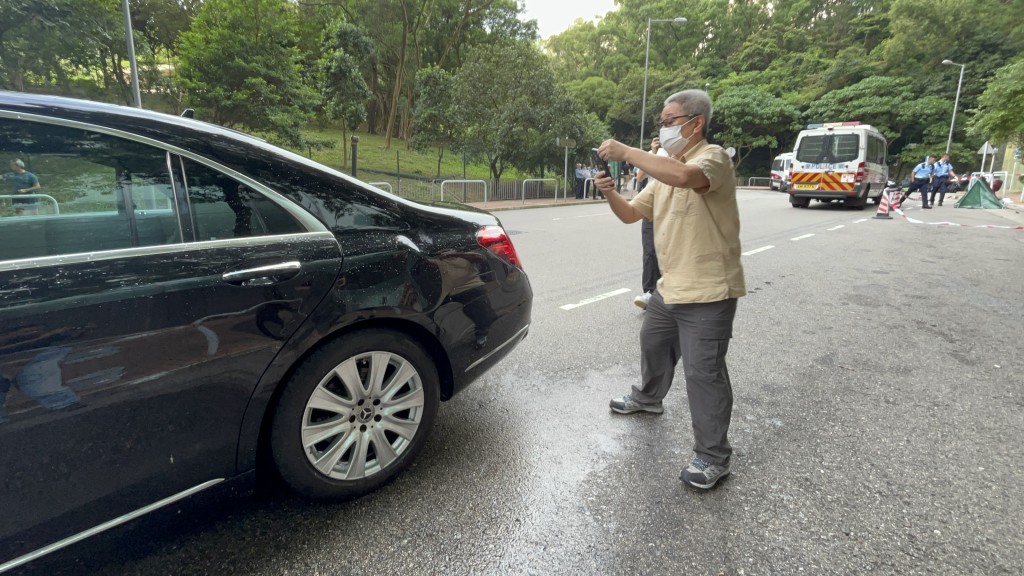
{"left": 0, "top": 111, "right": 331, "bottom": 270}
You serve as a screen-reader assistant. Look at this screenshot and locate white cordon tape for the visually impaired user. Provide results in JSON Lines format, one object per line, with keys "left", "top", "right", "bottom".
{"left": 891, "top": 207, "right": 1024, "bottom": 230}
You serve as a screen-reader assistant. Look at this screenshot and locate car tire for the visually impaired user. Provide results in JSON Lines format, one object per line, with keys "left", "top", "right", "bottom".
{"left": 270, "top": 329, "right": 440, "bottom": 500}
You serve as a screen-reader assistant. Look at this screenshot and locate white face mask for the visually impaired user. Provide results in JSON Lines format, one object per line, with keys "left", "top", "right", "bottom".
{"left": 659, "top": 116, "right": 698, "bottom": 156}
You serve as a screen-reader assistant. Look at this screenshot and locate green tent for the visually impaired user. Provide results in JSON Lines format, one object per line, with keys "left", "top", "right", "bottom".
{"left": 954, "top": 178, "right": 1005, "bottom": 209}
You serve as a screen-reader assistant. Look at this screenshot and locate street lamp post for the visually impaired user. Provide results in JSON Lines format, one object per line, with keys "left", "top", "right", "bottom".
{"left": 121, "top": 0, "right": 142, "bottom": 108}
{"left": 942, "top": 59, "right": 966, "bottom": 155}
{"left": 640, "top": 16, "right": 687, "bottom": 148}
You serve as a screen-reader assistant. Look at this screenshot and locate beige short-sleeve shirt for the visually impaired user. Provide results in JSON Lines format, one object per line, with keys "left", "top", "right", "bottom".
{"left": 629, "top": 139, "right": 746, "bottom": 304}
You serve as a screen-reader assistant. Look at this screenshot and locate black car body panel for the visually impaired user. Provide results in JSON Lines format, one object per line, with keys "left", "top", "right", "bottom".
{"left": 0, "top": 91, "right": 531, "bottom": 569}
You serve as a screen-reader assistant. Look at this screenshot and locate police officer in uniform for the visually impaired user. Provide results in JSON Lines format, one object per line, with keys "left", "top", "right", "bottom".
{"left": 930, "top": 154, "right": 959, "bottom": 206}
{"left": 905, "top": 155, "right": 936, "bottom": 209}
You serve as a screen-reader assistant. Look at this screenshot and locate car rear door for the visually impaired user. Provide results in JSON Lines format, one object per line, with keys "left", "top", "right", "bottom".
{"left": 0, "top": 115, "right": 342, "bottom": 568}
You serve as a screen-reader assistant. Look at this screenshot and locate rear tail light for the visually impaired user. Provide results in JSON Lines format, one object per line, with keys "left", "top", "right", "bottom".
{"left": 476, "top": 225, "right": 523, "bottom": 270}
{"left": 855, "top": 161, "right": 866, "bottom": 182}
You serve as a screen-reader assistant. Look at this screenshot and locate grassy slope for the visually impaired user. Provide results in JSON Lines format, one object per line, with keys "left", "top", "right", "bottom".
{"left": 299, "top": 127, "right": 531, "bottom": 181}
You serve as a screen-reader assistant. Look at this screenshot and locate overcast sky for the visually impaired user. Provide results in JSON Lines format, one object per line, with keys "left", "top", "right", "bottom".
{"left": 521, "top": 0, "right": 618, "bottom": 39}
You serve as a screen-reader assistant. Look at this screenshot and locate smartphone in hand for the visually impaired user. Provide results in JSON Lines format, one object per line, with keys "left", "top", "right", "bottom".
{"left": 591, "top": 148, "right": 612, "bottom": 178}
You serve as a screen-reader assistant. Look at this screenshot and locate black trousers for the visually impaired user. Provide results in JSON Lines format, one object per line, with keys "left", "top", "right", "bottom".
{"left": 930, "top": 175, "right": 950, "bottom": 205}
{"left": 640, "top": 219, "right": 660, "bottom": 293}
{"left": 906, "top": 177, "right": 931, "bottom": 206}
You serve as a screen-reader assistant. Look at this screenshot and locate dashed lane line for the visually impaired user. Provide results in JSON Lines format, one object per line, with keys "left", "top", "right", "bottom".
{"left": 827, "top": 225, "right": 845, "bottom": 231}
{"left": 560, "top": 288, "right": 631, "bottom": 311}
{"left": 791, "top": 233, "right": 815, "bottom": 241}
{"left": 853, "top": 218, "right": 869, "bottom": 223}
{"left": 742, "top": 245, "right": 775, "bottom": 256}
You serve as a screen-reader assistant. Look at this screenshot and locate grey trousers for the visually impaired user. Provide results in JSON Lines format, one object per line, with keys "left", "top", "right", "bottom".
{"left": 632, "top": 293, "right": 737, "bottom": 465}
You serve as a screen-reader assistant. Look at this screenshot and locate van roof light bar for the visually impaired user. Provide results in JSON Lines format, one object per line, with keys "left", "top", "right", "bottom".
{"left": 806, "top": 121, "right": 862, "bottom": 129}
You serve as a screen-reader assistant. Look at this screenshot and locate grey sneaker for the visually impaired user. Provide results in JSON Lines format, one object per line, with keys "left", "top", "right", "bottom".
{"left": 609, "top": 394, "right": 663, "bottom": 414}
{"left": 680, "top": 455, "right": 731, "bottom": 489}
{"left": 633, "top": 291, "right": 653, "bottom": 310}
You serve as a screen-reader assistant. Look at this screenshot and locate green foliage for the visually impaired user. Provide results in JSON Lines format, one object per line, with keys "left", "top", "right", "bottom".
{"left": 566, "top": 77, "right": 618, "bottom": 124}
{"left": 177, "top": 0, "right": 319, "bottom": 147}
{"left": 713, "top": 86, "right": 802, "bottom": 167}
{"left": 319, "top": 20, "right": 373, "bottom": 134}
{"left": 411, "top": 66, "right": 461, "bottom": 177}
{"left": 0, "top": 0, "right": 124, "bottom": 97}
{"left": 452, "top": 41, "right": 604, "bottom": 182}
{"left": 970, "top": 58, "right": 1024, "bottom": 146}
{"left": 9, "top": 0, "right": 1024, "bottom": 178}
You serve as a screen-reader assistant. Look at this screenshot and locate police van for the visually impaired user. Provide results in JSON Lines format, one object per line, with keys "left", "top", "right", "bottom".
{"left": 787, "top": 122, "right": 888, "bottom": 209}
{"left": 770, "top": 152, "right": 794, "bottom": 191}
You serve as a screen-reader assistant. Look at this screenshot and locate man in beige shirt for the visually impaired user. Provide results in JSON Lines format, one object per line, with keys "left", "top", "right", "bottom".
{"left": 595, "top": 89, "right": 745, "bottom": 490}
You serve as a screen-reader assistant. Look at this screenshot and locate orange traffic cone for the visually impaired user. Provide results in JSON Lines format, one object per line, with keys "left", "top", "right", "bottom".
{"left": 873, "top": 190, "right": 892, "bottom": 219}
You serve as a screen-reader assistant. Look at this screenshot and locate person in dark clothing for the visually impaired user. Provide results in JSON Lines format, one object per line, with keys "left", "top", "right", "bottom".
{"left": 904, "top": 155, "right": 936, "bottom": 208}
{"left": 633, "top": 137, "right": 662, "bottom": 310}
{"left": 929, "top": 154, "right": 959, "bottom": 207}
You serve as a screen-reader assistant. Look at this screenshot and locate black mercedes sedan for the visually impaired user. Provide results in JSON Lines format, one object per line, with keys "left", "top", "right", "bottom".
{"left": 0, "top": 91, "right": 531, "bottom": 572}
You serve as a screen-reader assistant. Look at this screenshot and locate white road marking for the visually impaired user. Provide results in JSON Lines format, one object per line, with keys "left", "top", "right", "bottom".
{"left": 742, "top": 245, "right": 775, "bottom": 256}
{"left": 791, "top": 233, "right": 815, "bottom": 241}
{"left": 827, "top": 225, "right": 845, "bottom": 231}
{"left": 560, "top": 288, "right": 631, "bottom": 311}
{"left": 853, "top": 218, "right": 868, "bottom": 223}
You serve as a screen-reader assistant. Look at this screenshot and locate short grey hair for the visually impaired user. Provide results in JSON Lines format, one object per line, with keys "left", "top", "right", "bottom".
{"left": 12, "top": 159, "right": 25, "bottom": 168}
{"left": 664, "top": 90, "right": 713, "bottom": 136}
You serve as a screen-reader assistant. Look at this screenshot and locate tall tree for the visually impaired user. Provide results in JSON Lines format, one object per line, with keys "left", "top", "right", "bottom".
{"left": 0, "top": 0, "right": 124, "bottom": 98}
{"left": 453, "top": 41, "right": 590, "bottom": 183}
{"left": 713, "top": 86, "right": 801, "bottom": 168}
{"left": 177, "top": 0, "right": 319, "bottom": 146}
{"left": 411, "top": 66, "right": 462, "bottom": 177}
{"left": 319, "top": 20, "right": 373, "bottom": 159}
{"left": 970, "top": 58, "right": 1024, "bottom": 147}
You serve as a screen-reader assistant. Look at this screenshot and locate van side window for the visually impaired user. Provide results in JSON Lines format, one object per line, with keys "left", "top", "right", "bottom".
{"left": 0, "top": 119, "right": 179, "bottom": 262}
{"left": 868, "top": 136, "right": 886, "bottom": 165}
{"left": 180, "top": 159, "right": 304, "bottom": 241}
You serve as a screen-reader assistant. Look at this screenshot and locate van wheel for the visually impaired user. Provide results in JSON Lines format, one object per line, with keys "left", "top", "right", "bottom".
{"left": 270, "top": 329, "right": 440, "bottom": 500}
{"left": 790, "top": 198, "right": 810, "bottom": 208}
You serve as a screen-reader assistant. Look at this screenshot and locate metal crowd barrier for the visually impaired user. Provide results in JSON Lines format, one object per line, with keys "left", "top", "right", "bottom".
{"left": 440, "top": 180, "right": 488, "bottom": 205}
{"left": 521, "top": 178, "right": 558, "bottom": 205}
{"left": 0, "top": 194, "right": 60, "bottom": 214}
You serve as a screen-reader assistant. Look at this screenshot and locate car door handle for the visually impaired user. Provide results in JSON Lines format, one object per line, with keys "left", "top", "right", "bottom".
{"left": 222, "top": 261, "right": 302, "bottom": 286}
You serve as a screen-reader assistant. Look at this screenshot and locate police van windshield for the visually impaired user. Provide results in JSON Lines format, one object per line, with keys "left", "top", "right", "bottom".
{"left": 796, "top": 134, "right": 860, "bottom": 164}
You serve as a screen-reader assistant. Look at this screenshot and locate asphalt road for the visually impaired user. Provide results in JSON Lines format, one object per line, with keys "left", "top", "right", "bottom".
{"left": 18, "top": 190, "right": 1024, "bottom": 576}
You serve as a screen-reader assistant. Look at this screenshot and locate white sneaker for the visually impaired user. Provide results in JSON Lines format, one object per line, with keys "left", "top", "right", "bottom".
{"left": 633, "top": 291, "right": 652, "bottom": 310}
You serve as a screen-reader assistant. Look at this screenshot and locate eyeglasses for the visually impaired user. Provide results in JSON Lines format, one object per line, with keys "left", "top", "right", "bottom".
{"left": 655, "top": 114, "right": 699, "bottom": 129}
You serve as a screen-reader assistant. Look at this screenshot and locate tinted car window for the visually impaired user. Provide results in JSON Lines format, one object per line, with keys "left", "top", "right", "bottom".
{"left": 0, "top": 119, "right": 179, "bottom": 261}
{"left": 180, "top": 158, "right": 304, "bottom": 241}
{"left": 236, "top": 157, "right": 404, "bottom": 232}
